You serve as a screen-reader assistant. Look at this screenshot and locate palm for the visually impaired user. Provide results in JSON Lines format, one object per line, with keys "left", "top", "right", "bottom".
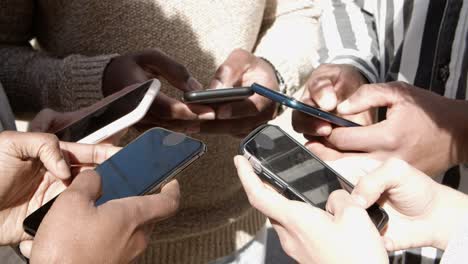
{"left": 0, "top": 165, "right": 66, "bottom": 244}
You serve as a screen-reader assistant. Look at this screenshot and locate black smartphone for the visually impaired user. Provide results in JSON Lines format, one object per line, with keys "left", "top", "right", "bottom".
{"left": 23, "top": 127, "right": 206, "bottom": 236}
{"left": 250, "top": 83, "right": 359, "bottom": 127}
{"left": 240, "top": 124, "right": 388, "bottom": 230}
{"left": 182, "top": 87, "right": 253, "bottom": 104}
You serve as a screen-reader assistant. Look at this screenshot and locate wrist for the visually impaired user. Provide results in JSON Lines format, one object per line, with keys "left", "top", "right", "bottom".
{"left": 430, "top": 185, "right": 468, "bottom": 249}
{"left": 258, "top": 57, "right": 285, "bottom": 93}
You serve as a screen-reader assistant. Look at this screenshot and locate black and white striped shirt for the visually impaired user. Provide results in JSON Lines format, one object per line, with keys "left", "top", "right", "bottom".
{"left": 318, "top": 0, "right": 467, "bottom": 263}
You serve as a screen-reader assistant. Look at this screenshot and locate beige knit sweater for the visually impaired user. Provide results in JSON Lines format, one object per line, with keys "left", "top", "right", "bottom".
{"left": 0, "top": 1, "right": 321, "bottom": 263}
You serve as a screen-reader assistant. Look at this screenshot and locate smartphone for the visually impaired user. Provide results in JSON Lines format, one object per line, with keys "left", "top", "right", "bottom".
{"left": 240, "top": 124, "right": 388, "bottom": 230}
{"left": 23, "top": 127, "right": 206, "bottom": 236}
{"left": 250, "top": 83, "right": 359, "bottom": 127}
{"left": 52, "top": 79, "right": 160, "bottom": 143}
{"left": 182, "top": 87, "right": 253, "bottom": 104}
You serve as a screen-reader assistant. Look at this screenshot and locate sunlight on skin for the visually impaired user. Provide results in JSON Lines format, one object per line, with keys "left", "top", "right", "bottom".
{"left": 326, "top": 157, "right": 382, "bottom": 185}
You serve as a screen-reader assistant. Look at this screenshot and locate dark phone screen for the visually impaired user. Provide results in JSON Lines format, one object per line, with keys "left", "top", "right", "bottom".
{"left": 245, "top": 126, "right": 350, "bottom": 209}
{"left": 55, "top": 81, "right": 152, "bottom": 141}
{"left": 95, "top": 128, "right": 204, "bottom": 205}
{"left": 23, "top": 128, "right": 205, "bottom": 236}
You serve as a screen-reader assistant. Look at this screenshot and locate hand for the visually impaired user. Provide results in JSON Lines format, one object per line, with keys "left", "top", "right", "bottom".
{"left": 0, "top": 131, "right": 119, "bottom": 246}
{"left": 29, "top": 108, "right": 80, "bottom": 133}
{"left": 28, "top": 170, "right": 180, "bottom": 263}
{"left": 103, "top": 49, "right": 215, "bottom": 133}
{"left": 292, "top": 64, "right": 372, "bottom": 137}
{"left": 308, "top": 82, "right": 468, "bottom": 176}
{"left": 234, "top": 155, "right": 388, "bottom": 264}
{"left": 193, "top": 49, "right": 279, "bottom": 136}
{"left": 350, "top": 158, "right": 468, "bottom": 251}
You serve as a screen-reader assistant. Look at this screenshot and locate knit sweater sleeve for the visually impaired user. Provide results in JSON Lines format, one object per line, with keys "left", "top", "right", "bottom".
{"left": 0, "top": 0, "right": 116, "bottom": 112}
{"left": 253, "top": 0, "right": 322, "bottom": 96}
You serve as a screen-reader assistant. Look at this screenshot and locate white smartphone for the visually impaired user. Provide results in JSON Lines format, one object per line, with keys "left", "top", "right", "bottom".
{"left": 52, "top": 79, "right": 160, "bottom": 143}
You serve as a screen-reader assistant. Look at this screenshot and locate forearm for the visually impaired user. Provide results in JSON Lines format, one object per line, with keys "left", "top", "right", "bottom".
{"left": 0, "top": 45, "right": 116, "bottom": 112}
{"left": 254, "top": 0, "right": 321, "bottom": 95}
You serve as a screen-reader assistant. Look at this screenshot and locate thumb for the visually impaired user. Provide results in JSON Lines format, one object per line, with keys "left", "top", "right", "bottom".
{"left": 351, "top": 158, "right": 410, "bottom": 208}
{"left": 209, "top": 49, "right": 254, "bottom": 88}
{"left": 12, "top": 132, "right": 71, "bottom": 180}
{"left": 337, "top": 83, "right": 399, "bottom": 115}
{"left": 305, "top": 77, "right": 338, "bottom": 111}
{"left": 122, "top": 180, "right": 180, "bottom": 225}
{"left": 66, "top": 170, "right": 102, "bottom": 201}
{"left": 19, "top": 240, "right": 33, "bottom": 259}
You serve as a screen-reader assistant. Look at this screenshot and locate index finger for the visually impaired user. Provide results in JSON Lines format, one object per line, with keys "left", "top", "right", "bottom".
{"left": 326, "top": 121, "right": 390, "bottom": 152}
{"left": 60, "top": 142, "right": 121, "bottom": 165}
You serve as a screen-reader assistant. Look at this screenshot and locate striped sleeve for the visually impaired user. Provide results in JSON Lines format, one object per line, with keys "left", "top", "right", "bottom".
{"left": 318, "top": 0, "right": 381, "bottom": 83}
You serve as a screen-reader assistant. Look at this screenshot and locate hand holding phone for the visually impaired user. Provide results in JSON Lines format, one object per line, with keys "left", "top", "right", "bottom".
{"left": 251, "top": 83, "right": 359, "bottom": 127}
{"left": 234, "top": 155, "right": 389, "bottom": 264}
{"left": 23, "top": 127, "right": 206, "bottom": 236}
{"left": 25, "top": 170, "right": 180, "bottom": 262}
{"left": 182, "top": 87, "right": 253, "bottom": 104}
{"left": 239, "top": 124, "right": 387, "bottom": 230}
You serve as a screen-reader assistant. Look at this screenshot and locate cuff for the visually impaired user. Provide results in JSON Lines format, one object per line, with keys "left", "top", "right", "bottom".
{"left": 61, "top": 54, "right": 118, "bottom": 111}
{"left": 327, "top": 53, "right": 380, "bottom": 84}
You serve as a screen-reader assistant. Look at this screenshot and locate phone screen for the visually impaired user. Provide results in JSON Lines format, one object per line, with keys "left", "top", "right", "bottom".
{"left": 250, "top": 83, "right": 359, "bottom": 127}
{"left": 54, "top": 81, "right": 152, "bottom": 142}
{"left": 95, "top": 128, "right": 204, "bottom": 205}
{"left": 23, "top": 128, "right": 206, "bottom": 236}
{"left": 244, "top": 125, "right": 352, "bottom": 209}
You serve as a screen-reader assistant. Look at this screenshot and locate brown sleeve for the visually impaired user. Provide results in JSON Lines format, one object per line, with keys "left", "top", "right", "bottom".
{"left": 0, "top": 0, "right": 116, "bottom": 112}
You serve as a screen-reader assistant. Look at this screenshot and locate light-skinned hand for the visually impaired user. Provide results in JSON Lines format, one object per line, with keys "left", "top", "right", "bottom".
{"left": 234, "top": 155, "right": 388, "bottom": 264}
{"left": 351, "top": 158, "right": 468, "bottom": 251}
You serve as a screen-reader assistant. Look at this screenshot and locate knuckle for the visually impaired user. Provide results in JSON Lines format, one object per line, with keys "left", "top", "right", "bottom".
{"left": 172, "top": 63, "right": 190, "bottom": 78}
{"left": 232, "top": 48, "right": 249, "bottom": 56}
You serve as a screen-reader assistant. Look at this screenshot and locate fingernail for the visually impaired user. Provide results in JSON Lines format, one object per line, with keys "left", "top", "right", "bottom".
{"left": 338, "top": 100, "right": 350, "bottom": 114}
{"left": 351, "top": 194, "right": 367, "bottom": 208}
{"left": 217, "top": 106, "right": 232, "bottom": 119}
{"left": 185, "top": 126, "right": 200, "bottom": 134}
{"left": 187, "top": 77, "right": 203, "bottom": 91}
{"left": 57, "top": 159, "right": 71, "bottom": 179}
{"left": 320, "top": 93, "right": 337, "bottom": 111}
{"left": 198, "top": 111, "right": 216, "bottom": 120}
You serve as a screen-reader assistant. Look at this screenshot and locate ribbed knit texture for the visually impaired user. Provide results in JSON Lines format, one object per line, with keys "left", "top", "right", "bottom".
{"left": 0, "top": 1, "right": 320, "bottom": 263}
